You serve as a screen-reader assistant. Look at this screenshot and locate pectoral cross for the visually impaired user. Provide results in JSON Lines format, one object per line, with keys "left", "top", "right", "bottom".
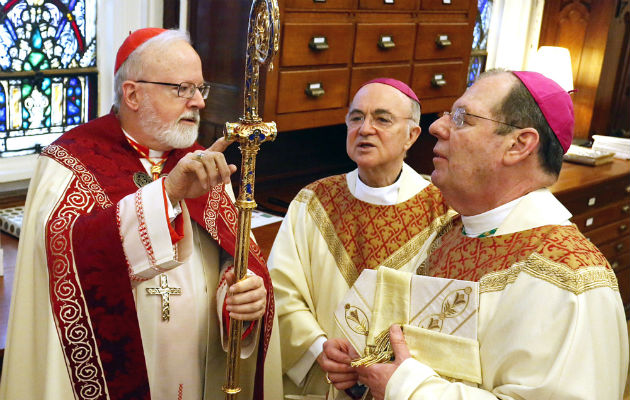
{"left": 146, "top": 274, "right": 182, "bottom": 321}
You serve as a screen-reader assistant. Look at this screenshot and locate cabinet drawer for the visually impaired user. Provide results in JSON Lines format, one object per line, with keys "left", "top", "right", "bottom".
{"left": 420, "top": 0, "right": 470, "bottom": 10}
{"left": 349, "top": 64, "right": 412, "bottom": 97}
{"left": 412, "top": 61, "right": 466, "bottom": 98}
{"left": 276, "top": 68, "right": 350, "bottom": 113}
{"left": 415, "top": 22, "right": 471, "bottom": 60}
{"left": 354, "top": 23, "right": 416, "bottom": 63}
{"left": 556, "top": 175, "right": 630, "bottom": 215}
{"left": 358, "top": 0, "right": 418, "bottom": 10}
{"left": 285, "top": 0, "right": 355, "bottom": 9}
{"left": 599, "top": 236, "right": 630, "bottom": 265}
{"left": 572, "top": 200, "right": 630, "bottom": 232}
{"left": 281, "top": 23, "right": 354, "bottom": 67}
{"left": 610, "top": 251, "right": 630, "bottom": 273}
{"left": 585, "top": 217, "right": 630, "bottom": 247}
{"left": 616, "top": 263, "right": 630, "bottom": 307}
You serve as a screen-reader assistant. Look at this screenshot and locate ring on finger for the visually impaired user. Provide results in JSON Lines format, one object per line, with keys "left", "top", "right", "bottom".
{"left": 194, "top": 152, "right": 204, "bottom": 161}
{"left": 325, "top": 373, "right": 332, "bottom": 384}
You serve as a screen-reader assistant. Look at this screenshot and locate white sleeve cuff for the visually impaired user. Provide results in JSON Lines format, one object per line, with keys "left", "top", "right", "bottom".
{"left": 119, "top": 179, "right": 182, "bottom": 282}
{"left": 385, "top": 358, "right": 437, "bottom": 400}
{"left": 287, "top": 335, "right": 327, "bottom": 387}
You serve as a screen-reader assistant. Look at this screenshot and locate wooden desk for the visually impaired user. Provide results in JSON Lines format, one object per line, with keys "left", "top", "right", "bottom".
{"left": 550, "top": 159, "right": 630, "bottom": 316}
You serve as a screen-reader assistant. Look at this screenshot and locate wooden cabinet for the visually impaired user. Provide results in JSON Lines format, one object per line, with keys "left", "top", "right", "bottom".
{"left": 550, "top": 159, "right": 630, "bottom": 317}
{"left": 189, "top": 0, "right": 477, "bottom": 137}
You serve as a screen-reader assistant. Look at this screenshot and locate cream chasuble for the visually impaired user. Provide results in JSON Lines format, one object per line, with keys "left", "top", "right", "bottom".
{"left": 383, "top": 189, "right": 629, "bottom": 399}
{"left": 268, "top": 164, "right": 455, "bottom": 399}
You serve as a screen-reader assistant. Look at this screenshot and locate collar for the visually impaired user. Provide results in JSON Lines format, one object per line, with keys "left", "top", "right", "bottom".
{"left": 347, "top": 163, "right": 430, "bottom": 205}
{"left": 461, "top": 188, "right": 572, "bottom": 238}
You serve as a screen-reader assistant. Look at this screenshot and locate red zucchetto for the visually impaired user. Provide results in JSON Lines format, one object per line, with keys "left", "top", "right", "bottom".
{"left": 114, "top": 28, "right": 167, "bottom": 73}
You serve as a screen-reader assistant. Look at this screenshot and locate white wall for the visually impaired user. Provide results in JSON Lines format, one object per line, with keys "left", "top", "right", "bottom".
{"left": 486, "top": 0, "right": 545, "bottom": 72}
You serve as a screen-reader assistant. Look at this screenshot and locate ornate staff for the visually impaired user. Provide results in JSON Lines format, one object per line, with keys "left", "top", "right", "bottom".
{"left": 222, "top": 0, "right": 280, "bottom": 398}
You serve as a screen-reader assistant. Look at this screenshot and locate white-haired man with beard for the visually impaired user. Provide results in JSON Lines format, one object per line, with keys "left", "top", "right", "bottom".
{"left": 0, "top": 28, "right": 281, "bottom": 400}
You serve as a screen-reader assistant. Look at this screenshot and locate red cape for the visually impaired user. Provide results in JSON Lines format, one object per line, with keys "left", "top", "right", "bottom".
{"left": 41, "top": 113, "right": 274, "bottom": 400}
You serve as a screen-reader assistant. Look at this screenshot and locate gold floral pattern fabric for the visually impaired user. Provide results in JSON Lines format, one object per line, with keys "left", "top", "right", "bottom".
{"left": 427, "top": 219, "right": 612, "bottom": 286}
{"left": 303, "top": 174, "right": 450, "bottom": 278}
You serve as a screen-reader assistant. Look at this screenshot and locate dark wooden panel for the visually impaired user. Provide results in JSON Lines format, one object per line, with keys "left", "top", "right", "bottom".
{"left": 538, "top": 0, "right": 617, "bottom": 139}
{"left": 571, "top": 199, "right": 630, "bottom": 233}
{"left": 411, "top": 60, "right": 466, "bottom": 98}
{"left": 163, "top": 0, "right": 180, "bottom": 28}
{"left": 420, "top": 0, "right": 469, "bottom": 11}
{"left": 415, "top": 22, "right": 471, "bottom": 60}
{"left": 349, "top": 64, "right": 412, "bottom": 97}
{"left": 281, "top": 23, "right": 355, "bottom": 67}
{"left": 276, "top": 68, "right": 351, "bottom": 113}
{"left": 584, "top": 218, "right": 630, "bottom": 247}
{"left": 354, "top": 23, "right": 416, "bottom": 63}
{"left": 555, "top": 175, "right": 630, "bottom": 216}
{"left": 599, "top": 236, "right": 630, "bottom": 265}
{"left": 285, "top": 0, "right": 356, "bottom": 9}
{"left": 358, "top": 0, "right": 418, "bottom": 11}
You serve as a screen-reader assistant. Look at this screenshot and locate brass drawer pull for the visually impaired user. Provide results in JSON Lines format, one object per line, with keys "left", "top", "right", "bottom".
{"left": 435, "top": 34, "right": 452, "bottom": 48}
{"left": 443, "top": 0, "right": 452, "bottom": 3}
{"left": 313, "top": 0, "right": 326, "bottom": 3}
{"left": 587, "top": 196, "right": 596, "bottom": 207}
{"left": 378, "top": 35, "right": 396, "bottom": 49}
{"left": 626, "top": 185, "right": 630, "bottom": 193}
{"left": 384, "top": 0, "right": 395, "bottom": 3}
{"left": 309, "top": 36, "right": 329, "bottom": 51}
{"left": 612, "top": 261, "right": 619, "bottom": 270}
{"left": 431, "top": 73, "right": 447, "bottom": 87}
{"left": 623, "top": 205, "right": 630, "bottom": 214}
{"left": 620, "top": 224, "right": 628, "bottom": 232}
{"left": 616, "top": 243, "right": 624, "bottom": 252}
{"left": 305, "top": 82, "right": 325, "bottom": 97}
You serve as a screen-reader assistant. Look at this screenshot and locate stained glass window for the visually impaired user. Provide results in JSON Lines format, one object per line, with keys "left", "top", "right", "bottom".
{"left": 0, "top": 0, "right": 97, "bottom": 157}
{"left": 467, "top": 0, "right": 493, "bottom": 86}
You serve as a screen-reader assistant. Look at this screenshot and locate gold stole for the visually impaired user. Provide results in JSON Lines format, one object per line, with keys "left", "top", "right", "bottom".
{"left": 336, "top": 267, "right": 482, "bottom": 383}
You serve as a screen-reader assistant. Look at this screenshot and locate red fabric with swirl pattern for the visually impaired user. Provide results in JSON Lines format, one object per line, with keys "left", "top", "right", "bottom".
{"left": 42, "top": 113, "right": 273, "bottom": 400}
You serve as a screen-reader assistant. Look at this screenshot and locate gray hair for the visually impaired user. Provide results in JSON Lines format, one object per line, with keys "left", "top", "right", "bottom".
{"left": 113, "top": 29, "right": 191, "bottom": 112}
{"left": 408, "top": 98, "right": 421, "bottom": 129}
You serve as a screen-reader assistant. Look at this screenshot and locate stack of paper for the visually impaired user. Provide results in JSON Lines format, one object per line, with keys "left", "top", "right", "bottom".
{"left": 563, "top": 144, "right": 614, "bottom": 166}
{"left": 592, "top": 135, "right": 630, "bottom": 160}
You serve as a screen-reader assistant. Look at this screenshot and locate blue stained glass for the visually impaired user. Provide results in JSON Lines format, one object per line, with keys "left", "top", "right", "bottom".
{"left": 67, "top": 101, "right": 79, "bottom": 116}
{"left": 1, "top": 1, "right": 96, "bottom": 156}
{"left": 0, "top": 1, "right": 96, "bottom": 72}
{"left": 32, "top": 29, "right": 42, "bottom": 49}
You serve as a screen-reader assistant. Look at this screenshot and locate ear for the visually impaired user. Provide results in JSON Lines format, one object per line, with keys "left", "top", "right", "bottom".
{"left": 403, "top": 124, "right": 421, "bottom": 152}
{"left": 503, "top": 128, "right": 539, "bottom": 166}
{"left": 121, "top": 80, "right": 141, "bottom": 111}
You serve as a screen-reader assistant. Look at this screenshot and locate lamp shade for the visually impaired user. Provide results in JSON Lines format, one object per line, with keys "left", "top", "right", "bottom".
{"left": 528, "top": 46, "right": 574, "bottom": 91}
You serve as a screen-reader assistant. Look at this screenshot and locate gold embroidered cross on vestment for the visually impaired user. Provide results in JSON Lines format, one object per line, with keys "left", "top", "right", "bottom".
{"left": 146, "top": 274, "right": 182, "bottom": 321}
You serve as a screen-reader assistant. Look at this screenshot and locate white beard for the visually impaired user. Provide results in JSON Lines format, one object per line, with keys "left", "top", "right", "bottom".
{"left": 139, "top": 97, "right": 200, "bottom": 149}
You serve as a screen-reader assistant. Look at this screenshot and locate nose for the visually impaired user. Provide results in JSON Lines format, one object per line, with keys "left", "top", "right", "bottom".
{"left": 188, "top": 88, "right": 206, "bottom": 109}
{"left": 357, "top": 115, "right": 376, "bottom": 136}
{"left": 429, "top": 114, "right": 450, "bottom": 140}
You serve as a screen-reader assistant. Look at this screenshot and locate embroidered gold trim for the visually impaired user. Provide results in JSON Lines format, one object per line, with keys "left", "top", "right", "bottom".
{"left": 480, "top": 252, "right": 619, "bottom": 295}
{"left": 383, "top": 210, "right": 457, "bottom": 271}
{"left": 300, "top": 189, "right": 360, "bottom": 287}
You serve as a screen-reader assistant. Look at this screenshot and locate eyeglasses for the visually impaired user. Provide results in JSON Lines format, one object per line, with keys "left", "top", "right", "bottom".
{"left": 441, "top": 107, "right": 523, "bottom": 129}
{"left": 135, "top": 80, "right": 211, "bottom": 99}
{"left": 345, "top": 111, "right": 417, "bottom": 130}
